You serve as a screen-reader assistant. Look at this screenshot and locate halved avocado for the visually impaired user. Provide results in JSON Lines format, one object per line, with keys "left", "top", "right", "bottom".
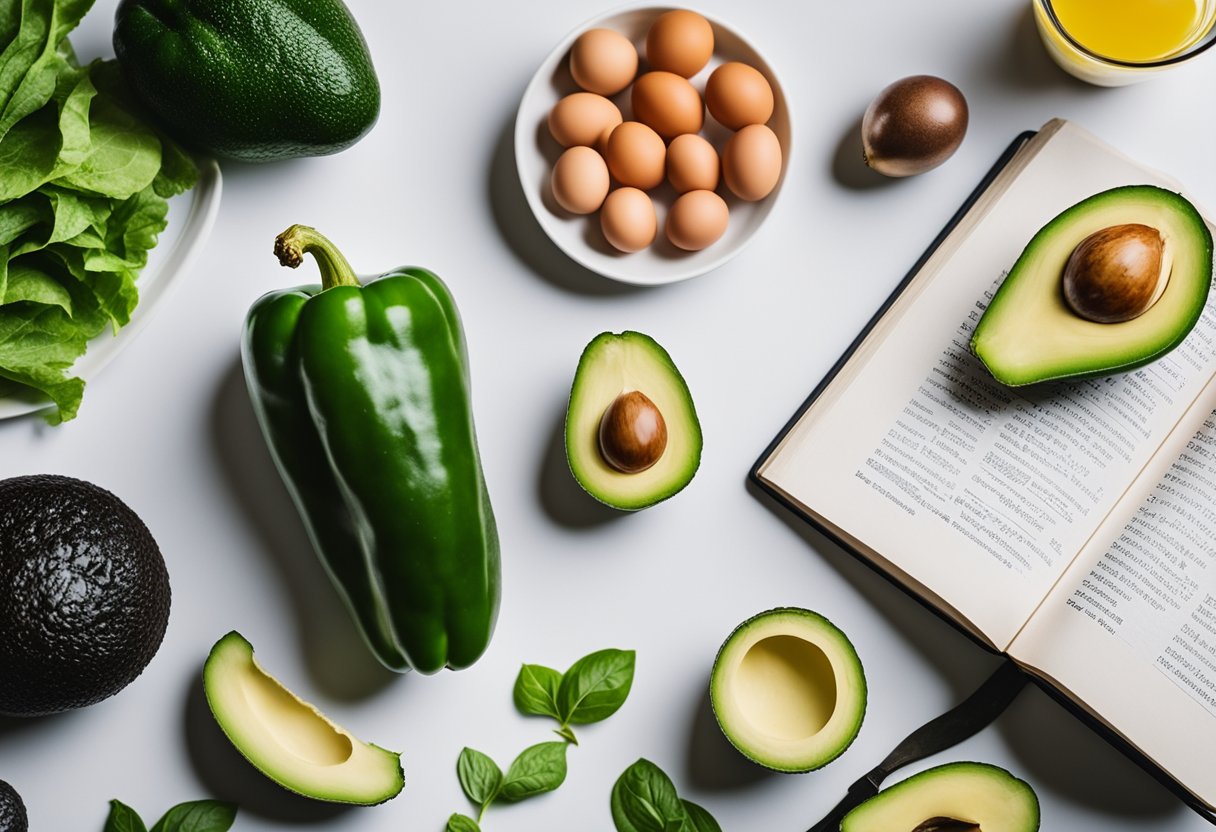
{"left": 972, "top": 185, "right": 1212, "bottom": 386}
{"left": 565, "top": 331, "right": 702, "bottom": 511}
{"left": 710, "top": 608, "right": 866, "bottom": 772}
{"left": 840, "top": 761, "right": 1039, "bottom": 832}
{"left": 203, "top": 631, "right": 403, "bottom": 805}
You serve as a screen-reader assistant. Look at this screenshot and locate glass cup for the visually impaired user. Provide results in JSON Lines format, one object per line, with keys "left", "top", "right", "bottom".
{"left": 1033, "top": 0, "right": 1216, "bottom": 86}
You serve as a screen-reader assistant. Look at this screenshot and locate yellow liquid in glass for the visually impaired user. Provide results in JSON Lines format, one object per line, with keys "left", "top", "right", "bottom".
{"left": 1052, "top": 0, "right": 1215, "bottom": 61}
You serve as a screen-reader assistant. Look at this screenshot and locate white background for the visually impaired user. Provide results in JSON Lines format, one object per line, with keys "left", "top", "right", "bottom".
{"left": 3, "top": 1, "right": 1216, "bottom": 830}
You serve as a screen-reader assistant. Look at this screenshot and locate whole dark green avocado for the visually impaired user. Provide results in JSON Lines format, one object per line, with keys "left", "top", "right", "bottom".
{"left": 0, "top": 779, "right": 27, "bottom": 832}
{"left": 112, "top": 0, "right": 381, "bottom": 162}
{"left": 0, "top": 475, "right": 171, "bottom": 717}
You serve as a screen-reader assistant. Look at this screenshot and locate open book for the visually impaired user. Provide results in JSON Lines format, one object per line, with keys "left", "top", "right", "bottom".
{"left": 752, "top": 119, "right": 1216, "bottom": 816}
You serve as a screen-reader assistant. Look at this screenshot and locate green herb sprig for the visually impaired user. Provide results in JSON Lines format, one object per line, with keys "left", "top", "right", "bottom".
{"left": 103, "top": 799, "right": 236, "bottom": 832}
{"left": 610, "top": 759, "right": 722, "bottom": 832}
{"left": 514, "top": 648, "right": 636, "bottom": 744}
{"left": 451, "top": 648, "right": 636, "bottom": 829}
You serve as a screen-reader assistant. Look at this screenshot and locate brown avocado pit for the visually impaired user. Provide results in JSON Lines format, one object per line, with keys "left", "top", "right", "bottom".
{"left": 598, "top": 390, "right": 668, "bottom": 474}
{"left": 1061, "top": 223, "right": 1170, "bottom": 323}
{"left": 912, "top": 819, "right": 981, "bottom": 832}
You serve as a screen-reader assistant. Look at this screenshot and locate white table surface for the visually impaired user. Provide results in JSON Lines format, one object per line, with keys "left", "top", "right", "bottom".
{"left": 3, "top": 1, "right": 1215, "bottom": 829}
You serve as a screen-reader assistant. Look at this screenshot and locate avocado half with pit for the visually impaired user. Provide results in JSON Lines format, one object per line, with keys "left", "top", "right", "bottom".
{"left": 972, "top": 185, "right": 1212, "bottom": 386}
{"left": 841, "top": 761, "right": 1040, "bottom": 832}
{"left": 203, "top": 631, "right": 403, "bottom": 804}
{"left": 565, "top": 331, "right": 702, "bottom": 511}
{"left": 710, "top": 608, "right": 865, "bottom": 772}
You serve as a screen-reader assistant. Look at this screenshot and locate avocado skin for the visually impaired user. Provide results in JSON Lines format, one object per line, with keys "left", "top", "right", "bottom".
{"left": 0, "top": 475, "right": 170, "bottom": 717}
{"left": 0, "top": 779, "right": 28, "bottom": 832}
{"left": 113, "top": 0, "right": 381, "bottom": 162}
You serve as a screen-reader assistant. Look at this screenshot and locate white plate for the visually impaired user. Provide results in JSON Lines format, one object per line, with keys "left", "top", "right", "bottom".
{"left": 515, "top": 5, "right": 791, "bottom": 286}
{"left": 0, "top": 160, "right": 223, "bottom": 420}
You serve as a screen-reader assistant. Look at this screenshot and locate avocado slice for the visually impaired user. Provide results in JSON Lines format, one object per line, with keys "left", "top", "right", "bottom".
{"left": 972, "top": 185, "right": 1212, "bottom": 386}
{"left": 203, "top": 632, "right": 403, "bottom": 805}
{"left": 840, "top": 761, "right": 1039, "bottom": 832}
{"left": 710, "top": 608, "right": 866, "bottom": 772}
{"left": 565, "top": 331, "right": 702, "bottom": 510}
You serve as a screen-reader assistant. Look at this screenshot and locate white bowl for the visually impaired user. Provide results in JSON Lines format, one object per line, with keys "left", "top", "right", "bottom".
{"left": 515, "top": 5, "right": 791, "bottom": 286}
{"left": 0, "top": 160, "right": 223, "bottom": 420}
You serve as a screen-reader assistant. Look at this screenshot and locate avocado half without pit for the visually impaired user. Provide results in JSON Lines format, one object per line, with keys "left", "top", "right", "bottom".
{"left": 972, "top": 185, "right": 1212, "bottom": 386}
{"left": 566, "top": 331, "right": 702, "bottom": 510}
{"left": 710, "top": 608, "right": 866, "bottom": 772}
{"left": 203, "top": 632, "right": 404, "bottom": 805}
{"left": 840, "top": 761, "right": 1040, "bottom": 832}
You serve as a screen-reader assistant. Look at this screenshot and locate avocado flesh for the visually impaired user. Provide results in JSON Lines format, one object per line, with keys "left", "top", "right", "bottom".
{"left": 710, "top": 608, "right": 866, "bottom": 772}
{"left": 841, "top": 762, "right": 1040, "bottom": 832}
{"left": 203, "top": 632, "right": 403, "bottom": 805}
{"left": 566, "top": 331, "right": 701, "bottom": 511}
{"left": 972, "top": 185, "right": 1213, "bottom": 386}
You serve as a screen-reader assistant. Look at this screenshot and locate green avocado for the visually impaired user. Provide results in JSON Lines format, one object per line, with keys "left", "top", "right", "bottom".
{"left": 565, "top": 331, "right": 702, "bottom": 511}
{"left": 971, "top": 185, "right": 1213, "bottom": 386}
{"left": 709, "top": 608, "right": 865, "bottom": 773}
{"left": 0, "top": 475, "right": 170, "bottom": 717}
{"left": 203, "top": 631, "right": 404, "bottom": 805}
{"left": 840, "top": 761, "right": 1040, "bottom": 832}
{"left": 0, "top": 779, "right": 28, "bottom": 832}
{"left": 113, "top": 0, "right": 380, "bottom": 162}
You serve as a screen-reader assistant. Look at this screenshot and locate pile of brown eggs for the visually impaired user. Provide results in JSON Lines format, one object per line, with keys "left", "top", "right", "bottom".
{"left": 547, "top": 10, "right": 783, "bottom": 254}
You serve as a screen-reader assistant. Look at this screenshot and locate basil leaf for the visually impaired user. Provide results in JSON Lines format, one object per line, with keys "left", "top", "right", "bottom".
{"left": 558, "top": 648, "right": 635, "bottom": 725}
{"left": 610, "top": 759, "right": 687, "bottom": 832}
{"left": 446, "top": 813, "right": 481, "bottom": 832}
{"left": 149, "top": 800, "right": 237, "bottom": 832}
{"left": 498, "top": 741, "right": 568, "bottom": 802}
{"left": 457, "top": 747, "right": 503, "bottom": 808}
{"left": 513, "top": 663, "right": 562, "bottom": 720}
{"left": 104, "top": 800, "right": 148, "bottom": 832}
{"left": 681, "top": 800, "right": 722, "bottom": 832}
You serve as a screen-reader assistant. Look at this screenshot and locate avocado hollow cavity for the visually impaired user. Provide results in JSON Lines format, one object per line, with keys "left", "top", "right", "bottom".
{"left": 242, "top": 658, "right": 354, "bottom": 766}
{"left": 710, "top": 608, "right": 865, "bottom": 772}
{"left": 734, "top": 634, "right": 837, "bottom": 740}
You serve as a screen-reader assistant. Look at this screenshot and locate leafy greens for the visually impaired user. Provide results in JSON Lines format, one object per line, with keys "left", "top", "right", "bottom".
{"left": 0, "top": 0, "right": 198, "bottom": 422}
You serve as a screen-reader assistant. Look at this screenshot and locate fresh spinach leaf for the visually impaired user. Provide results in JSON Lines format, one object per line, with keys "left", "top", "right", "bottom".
{"left": 149, "top": 799, "right": 237, "bottom": 832}
{"left": 457, "top": 746, "right": 503, "bottom": 809}
{"left": 498, "top": 741, "right": 568, "bottom": 802}
{"left": 681, "top": 800, "right": 722, "bottom": 832}
{"left": 446, "top": 813, "right": 481, "bottom": 832}
{"left": 513, "top": 663, "right": 562, "bottom": 720}
{"left": 558, "top": 648, "right": 635, "bottom": 726}
{"left": 610, "top": 759, "right": 690, "bottom": 832}
{"left": 103, "top": 799, "right": 148, "bottom": 832}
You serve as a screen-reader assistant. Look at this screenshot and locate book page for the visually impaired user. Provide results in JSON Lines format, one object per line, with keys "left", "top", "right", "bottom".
{"left": 1010, "top": 376, "right": 1216, "bottom": 810}
{"left": 757, "top": 121, "right": 1216, "bottom": 649}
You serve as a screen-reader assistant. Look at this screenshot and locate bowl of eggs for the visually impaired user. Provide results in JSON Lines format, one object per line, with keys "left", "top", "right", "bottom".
{"left": 515, "top": 5, "right": 790, "bottom": 285}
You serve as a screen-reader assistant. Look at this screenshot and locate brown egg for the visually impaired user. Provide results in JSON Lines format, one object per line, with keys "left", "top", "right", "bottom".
{"left": 631, "top": 71, "right": 703, "bottom": 140}
{"left": 666, "top": 189, "right": 729, "bottom": 251}
{"left": 548, "top": 92, "right": 623, "bottom": 149}
{"left": 666, "top": 133, "right": 719, "bottom": 193}
{"left": 569, "top": 28, "right": 638, "bottom": 96}
{"left": 645, "top": 9, "right": 714, "bottom": 78}
{"left": 604, "top": 121, "right": 666, "bottom": 190}
{"left": 861, "top": 75, "right": 968, "bottom": 177}
{"left": 705, "top": 62, "right": 774, "bottom": 129}
{"left": 601, "top": 187, "right": 658, "bottom": 253}
{"left": 722, "top": 124, "right": 782, "bottom": 201}
{"left": 551, "top": 146, "right": 610, "bottom": 214}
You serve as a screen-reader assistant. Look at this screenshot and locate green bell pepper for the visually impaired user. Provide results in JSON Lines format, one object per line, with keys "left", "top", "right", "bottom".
{"left": 241, "top": 225, "right": 500, "bottom": 674}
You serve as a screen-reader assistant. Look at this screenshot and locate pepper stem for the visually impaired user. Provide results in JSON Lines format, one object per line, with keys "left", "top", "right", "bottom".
{"left": 274, "top": 225, "right": 360, "bottom": 290}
